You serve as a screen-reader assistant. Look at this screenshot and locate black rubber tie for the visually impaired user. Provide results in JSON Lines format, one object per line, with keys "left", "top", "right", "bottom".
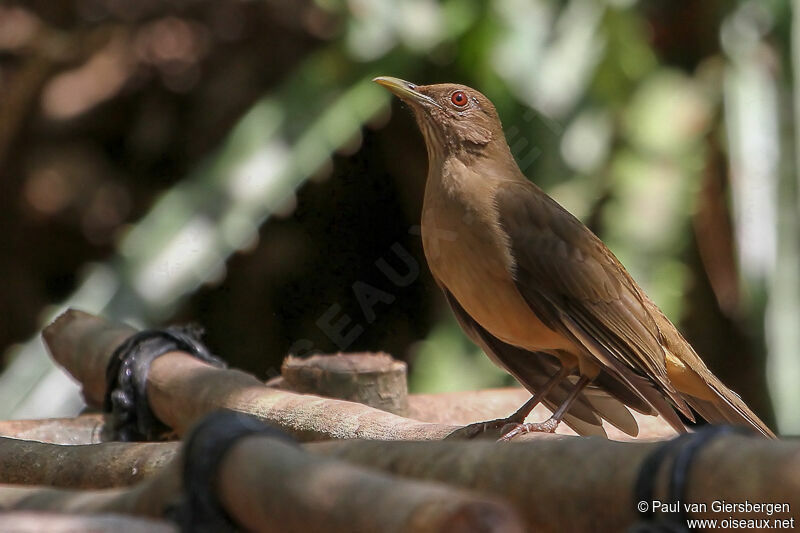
{"left": 166, "top": 410, "right": 297, "bottom": 533}
{"left": 630, "top": 432, "right": 695, "bottom": 532}
{"left": 103, "top": 324, "right": 227, "bottom": 441}
{"left": 629, "top": 425, "right": 752, "bottom": 532}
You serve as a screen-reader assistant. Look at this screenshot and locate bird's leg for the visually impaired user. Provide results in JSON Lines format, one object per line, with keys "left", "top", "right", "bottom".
{"left": 499, "top": 375, "right": 591, "bottom": 441}
{"left": 445, "top": 366, "right": 571, "bottom": 440}
{"left": 504, "top": 366, "right": 572, "bottom": 424}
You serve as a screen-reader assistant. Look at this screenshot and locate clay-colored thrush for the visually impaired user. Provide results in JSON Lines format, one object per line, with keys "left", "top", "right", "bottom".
{"left": 374, "top": 76, "right": 774, "bottom": 439}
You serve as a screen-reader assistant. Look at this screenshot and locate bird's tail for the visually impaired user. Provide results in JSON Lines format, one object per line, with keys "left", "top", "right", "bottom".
{"left": 683, "top": 372, "right": 775, "bottom": 438}
{"left": 651, "top": 302, "right": 775, "bottom": 438}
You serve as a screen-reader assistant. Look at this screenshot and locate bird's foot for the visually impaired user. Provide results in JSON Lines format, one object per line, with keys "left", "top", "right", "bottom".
{"left": 445, "top": 417, "right": 520, "bottom": 440}
{"left": 498, "top": 418, "right": 559, "bottom": 442}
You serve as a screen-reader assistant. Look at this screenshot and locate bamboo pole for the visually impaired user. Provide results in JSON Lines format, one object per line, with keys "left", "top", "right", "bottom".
{"left": 0, "top": 436, "right": 179, "bottom": 488}
{"left": 216, "top": 435, "right": 523, "bottom": 532}
{"left": 0, "top": 512, "right": 176, "bottom": 532}
{"left": 3, "top": 431, "right": 796, "bottom": 531}
{"left": 0, "top": 456, "right": 181, "bottom": 518}
{"left": 310, "top": 436, "right": 800, "bottom": 531}
{"left": 0, "top": 414, "right": 107, "bottom": 444}
{"left": 0, "top": 433, "right": 525, "bottom": 533}
{"left": 41, "top": 310, "right": 461, "bottom": 441}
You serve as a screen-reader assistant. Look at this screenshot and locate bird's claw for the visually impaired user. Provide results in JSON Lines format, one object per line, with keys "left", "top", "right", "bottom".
{"left": 445, "top": 418, "right": 516, "bottom": 440}
{"left": 498, "top": 418, "right": 559, "bottom": 442}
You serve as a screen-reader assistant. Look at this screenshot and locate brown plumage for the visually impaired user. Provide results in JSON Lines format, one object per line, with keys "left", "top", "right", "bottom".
{"left": 374, "top": 76, "right": 775, "bottom": 439}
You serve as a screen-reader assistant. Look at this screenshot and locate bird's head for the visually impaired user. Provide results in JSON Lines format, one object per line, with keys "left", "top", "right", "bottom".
{"left": 373, "top": 77, "right": 506, "bottom": 162}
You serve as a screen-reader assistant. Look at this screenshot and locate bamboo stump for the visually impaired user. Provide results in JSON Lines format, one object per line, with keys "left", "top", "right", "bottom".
{"left": 281, "top": 352, "right": 408, "bottom": 415}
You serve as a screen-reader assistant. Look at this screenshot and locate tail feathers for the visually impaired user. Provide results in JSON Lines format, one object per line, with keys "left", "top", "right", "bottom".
{"left": 650, "top": 304, "right": 775, "bottom": 438}
{"left": 686, "top": 376, "right": 775, "bottom": 439}
{"left": 558, "top": 409, "right": 607, "bottom": 437}
{"left": 623, "top": 371, "right": 689, "bottom": 435}
{"left": 593, "top": 371, "right": 657, "bottom": 416}
{"left": 581, "top": 388, "right": 639, "bottom": 437}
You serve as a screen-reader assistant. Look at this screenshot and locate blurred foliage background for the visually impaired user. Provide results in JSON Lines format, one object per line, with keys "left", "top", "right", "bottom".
{"left": 0, "top": 0, "right": 798, "bottom": 434}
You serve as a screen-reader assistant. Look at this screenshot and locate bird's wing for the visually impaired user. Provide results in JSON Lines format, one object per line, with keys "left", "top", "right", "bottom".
{"left": 440, "top": 283, "right": 645, "bottom": 437}
{"left": 493, "top": 179, "right": 693, "bottom": 432}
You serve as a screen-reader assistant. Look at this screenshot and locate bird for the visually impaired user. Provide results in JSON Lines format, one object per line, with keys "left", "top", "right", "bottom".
{"left": 373, "top": 76, "right": 775, "bottom": 439}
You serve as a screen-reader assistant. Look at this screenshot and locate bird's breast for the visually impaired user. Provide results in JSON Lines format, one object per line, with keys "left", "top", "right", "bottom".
{"left": 421, "top": 185, "right": 571, "bottom": 353}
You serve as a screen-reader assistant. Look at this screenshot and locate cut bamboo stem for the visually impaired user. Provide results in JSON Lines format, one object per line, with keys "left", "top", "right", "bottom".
{"left": 281, "top": 352, "right": 408, "bottom": 415}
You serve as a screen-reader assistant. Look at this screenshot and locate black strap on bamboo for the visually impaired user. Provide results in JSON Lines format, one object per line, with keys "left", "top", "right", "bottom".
{"left": 629, "top": 425, "right": 749, "bottom": 532}
{"left": 104, "top": 324, "right": 226, "bottom": 441}
{"left": 166, "top": 410, "right": 297, "bottom": 533}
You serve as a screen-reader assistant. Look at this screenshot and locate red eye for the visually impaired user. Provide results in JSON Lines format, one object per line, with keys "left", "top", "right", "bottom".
{"left": 451, "top": 91, "right": 468, "bottom": 107}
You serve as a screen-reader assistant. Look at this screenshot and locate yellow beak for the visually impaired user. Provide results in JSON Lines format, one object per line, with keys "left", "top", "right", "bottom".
{"left": 373, "top": 76, "right": 441, "bottom": 108}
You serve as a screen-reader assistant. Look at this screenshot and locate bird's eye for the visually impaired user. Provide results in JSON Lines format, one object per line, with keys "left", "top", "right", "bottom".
{"left": 451, "top": 91, "right": 468, "bottom": 107}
